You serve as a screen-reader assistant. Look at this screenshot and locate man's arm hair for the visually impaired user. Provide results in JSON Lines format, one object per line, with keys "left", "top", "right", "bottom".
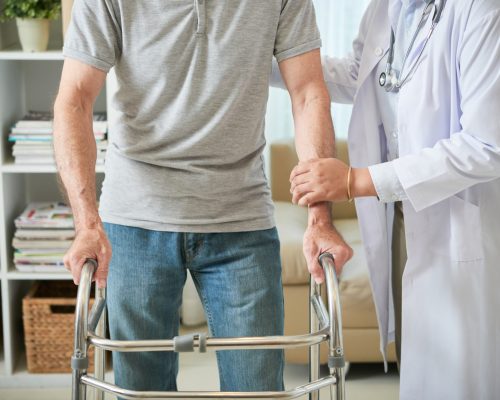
{"left": 279, "top": 49, "right": 335, "bottom": 224}
{"left": 53, "top": 59, "right": 107, "bottom": 230}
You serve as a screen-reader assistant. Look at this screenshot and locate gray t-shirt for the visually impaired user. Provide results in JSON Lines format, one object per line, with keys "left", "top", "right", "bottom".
{"left": 63, "top": 0, "right": 321, "bottom": 232}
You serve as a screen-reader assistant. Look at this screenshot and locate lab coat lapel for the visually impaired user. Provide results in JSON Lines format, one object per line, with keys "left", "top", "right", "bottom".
{"left": 402, "top": 5, "right": 435, "bottom": 80}
{"left": 357, "top": 2, "right": 391, "bottom": 87}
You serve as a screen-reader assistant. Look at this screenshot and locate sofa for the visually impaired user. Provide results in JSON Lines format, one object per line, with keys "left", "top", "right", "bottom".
{"left": 271, "top": 139, "right": 396, "bottom": 364}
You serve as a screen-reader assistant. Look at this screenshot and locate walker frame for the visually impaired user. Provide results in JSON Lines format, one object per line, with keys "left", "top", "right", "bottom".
{"left": 71, "top": 253, "right": 345, "bottom": 400}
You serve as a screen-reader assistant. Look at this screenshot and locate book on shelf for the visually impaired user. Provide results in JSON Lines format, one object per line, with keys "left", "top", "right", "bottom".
{"left": 13, "top": 110, "right": 107, "bottom": 129}
{"left": 10, "top": 127, "right": 53, "bottom": 134}
{"left": 11, "top": 140, "right": 107, "bottom": 165}
{"left": 14, "top": 250, "right": 68, "bottom": 263}
{"left": 8, "top": 111, "right": 108, "bottom": 165}
{"left": 13, "top": 140, "right": 108, "bottom": 154}
{"left": 11, "top": 127, "right": 107, "bottom": 135}
{"left": 13, "top": 238, "right": 73, "bottom": 249}
{"left": 9, "top": 132, "right": 106, "bottom": 141}
{"left": 13, "top": 203, "right": 76, "bottom": 272}
{"left": 13, "top": 155, "right": 105, "bottom": 165}
{"left": 15, "top": 202, "right": 74, "bottom": 229}
{"left": 15, "top": 228, "right": 75, "bottom": 239}
{"left": 14, "top": 264, "right": 66, "bottom": 273}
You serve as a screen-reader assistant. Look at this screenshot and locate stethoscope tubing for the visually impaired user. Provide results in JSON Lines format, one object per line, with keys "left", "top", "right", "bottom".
{"left": 380, "top": 0, "right": 446, "bottom": 92}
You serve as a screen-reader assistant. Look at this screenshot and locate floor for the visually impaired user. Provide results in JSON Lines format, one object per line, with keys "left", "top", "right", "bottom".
{"left": 0, "top": 351, "right": 399, "bottom": 400}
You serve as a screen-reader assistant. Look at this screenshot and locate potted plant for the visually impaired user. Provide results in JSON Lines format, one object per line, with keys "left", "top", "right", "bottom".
{"left": 1, "top": 0, "right": 61, "bottom": 52}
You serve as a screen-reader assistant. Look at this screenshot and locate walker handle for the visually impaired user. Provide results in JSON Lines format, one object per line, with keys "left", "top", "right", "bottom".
{"left": 72, "top": 259, "right": 107, "bottom": 400}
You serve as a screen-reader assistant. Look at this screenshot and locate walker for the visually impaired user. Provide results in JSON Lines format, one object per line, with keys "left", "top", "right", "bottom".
{"left": 71, "top": 252, "right": 346, "bottom": 400}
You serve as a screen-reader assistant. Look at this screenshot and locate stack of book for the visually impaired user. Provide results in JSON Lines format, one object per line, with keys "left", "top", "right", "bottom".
{"left": 13, "top": 203, "right": 75, "bottom": 273}
{"left": 8, "top": 111, "right": 107, "bottom": 165}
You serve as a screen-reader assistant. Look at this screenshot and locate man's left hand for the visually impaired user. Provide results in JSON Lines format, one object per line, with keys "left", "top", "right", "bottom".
{"left": 303, "top": 222, "right": 353, "bottom": 283}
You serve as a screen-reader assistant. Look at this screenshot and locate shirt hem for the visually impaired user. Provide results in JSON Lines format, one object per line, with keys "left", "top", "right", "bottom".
{"left": 99, "top": 211, "right": 276, "bottom": 233}
{"left": 275, "top": 39, "right": 322, "bottom": 63}
{"left": 63, "top": 46, "right": 113, "bottom": 72}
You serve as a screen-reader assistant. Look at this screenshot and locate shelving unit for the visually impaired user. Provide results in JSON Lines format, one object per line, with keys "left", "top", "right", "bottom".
{"left": 0, "top": 10, "right": 115, "bottom": 387}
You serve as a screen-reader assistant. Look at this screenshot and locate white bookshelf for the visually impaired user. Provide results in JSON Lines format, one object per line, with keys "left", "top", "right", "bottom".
{"left": 0, "top": 10, "right": 114, "bottom": 386}
{"left": 2, "top": 161, "right": 106, "bottom": 174}
{"left": 0, "top": 47, "right": 64, "bottom": 61}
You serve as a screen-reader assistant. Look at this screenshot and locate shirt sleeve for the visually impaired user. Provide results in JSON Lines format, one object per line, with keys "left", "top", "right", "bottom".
{"left": 369, "top": 162, "right": 408, "bottom": 203}
{"left": 63, "top": 0, "right": 122, "bottom": 72}
{"left": 274, "top": 0, "right": 322, "bottom": 63}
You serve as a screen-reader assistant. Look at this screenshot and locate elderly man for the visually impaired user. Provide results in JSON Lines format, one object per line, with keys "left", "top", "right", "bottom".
{"left": 54, "top": 0, "right": 351, "bottom": 395}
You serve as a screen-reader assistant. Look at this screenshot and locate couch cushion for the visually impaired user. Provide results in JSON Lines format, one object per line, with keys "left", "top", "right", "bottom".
{"left": 275, "top": 201, "right": 378, "bottom": 328}
{"left": 275, "top": 202, "right": 309, "bottom": 285}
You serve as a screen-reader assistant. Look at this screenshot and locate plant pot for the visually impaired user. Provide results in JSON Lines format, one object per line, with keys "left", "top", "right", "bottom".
{"left": 16, "top": 18, "right": 50, "bottom": 52}
{"left": 62, "top": 0, "right": 74, "bottom": 38}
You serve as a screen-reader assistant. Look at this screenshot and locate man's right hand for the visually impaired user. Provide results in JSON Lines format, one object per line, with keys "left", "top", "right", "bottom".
{"left": 64, "top": 224, "right": 112, "bottom": 288}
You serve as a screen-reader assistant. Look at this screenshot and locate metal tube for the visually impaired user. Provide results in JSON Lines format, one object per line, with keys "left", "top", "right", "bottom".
{"left": 319, "top": 253, "right": 345, "bottom": 400}
{"left": 88, "top": 328, "right": 329, "bottom": 352}
{"left": 309, "top": 277, "right": 320, "bottom": 400}
{"left": 311, "top": 294, "right": 329, "bottom": 330}
{"left": 88, "top": 296, "right": 106, "bottom": 333}
{"left": 81, "top": 375, "right": 337, "bottom": 400}
{"left": 72, "top": 260, "right": 97, "bottom": 400}
{"left": 93, "top": 287, "right": 106, "bottom": 400}
{"left": 73, "top": 254, "right": 346, "bottom": 400}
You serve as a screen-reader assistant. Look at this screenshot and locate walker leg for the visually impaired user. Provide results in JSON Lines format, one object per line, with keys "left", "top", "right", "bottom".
{"left": 309, "top": 276, "right": 321, "bottom": 400}
{"left": 93, "top": 287, "right": 106, "bottom": 400}
{"left": 322, "top": 257, "right": 346, "bottom": 400}
{"left": 72, "top": 368, "right": 86, "bottom": 400}
{"left": 72, "top": 261, "right": 97, "bottom": 400}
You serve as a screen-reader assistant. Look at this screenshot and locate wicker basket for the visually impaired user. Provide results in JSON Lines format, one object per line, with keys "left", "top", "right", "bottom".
{"left": 23, "top": 281, "right": 95, "bottom": 373}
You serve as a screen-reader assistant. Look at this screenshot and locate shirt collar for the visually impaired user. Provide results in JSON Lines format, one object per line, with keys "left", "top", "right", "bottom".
{"left": 388, "top": 0, "right": 428, "bottom": 32}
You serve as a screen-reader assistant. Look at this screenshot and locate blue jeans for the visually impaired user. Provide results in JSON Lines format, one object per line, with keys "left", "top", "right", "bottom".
{"left": 104, "top": 223, "right": 284, "bottom": 393}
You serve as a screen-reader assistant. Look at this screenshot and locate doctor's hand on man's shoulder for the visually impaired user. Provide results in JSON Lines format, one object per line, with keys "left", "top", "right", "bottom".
{"left": 64, "top": 220, "right": 112, "bottom": 289}
{"left": 303, "top": 203, "right": 353, "bottom": 284}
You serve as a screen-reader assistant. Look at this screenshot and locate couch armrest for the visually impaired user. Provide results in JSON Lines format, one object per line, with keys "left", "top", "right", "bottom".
{"left": 270, "top": 139, "right": 357, "bottom": 220}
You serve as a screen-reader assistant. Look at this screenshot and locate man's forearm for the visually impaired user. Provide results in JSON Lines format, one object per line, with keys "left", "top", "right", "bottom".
{"left": 53, "top": 98, "right": 99, "bottom": 231}
{"left": 292, "top": 82, "right": 335, "bottom": 225}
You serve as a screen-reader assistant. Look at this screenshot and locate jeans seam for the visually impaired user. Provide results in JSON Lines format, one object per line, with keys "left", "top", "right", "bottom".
{"left": 182, "top": 233, "right": 191, "bottom": 268}
{"left": 189, "top": 271, "right": 215, "bottom": 335}
{"left": 189, "top": 270, "right": 227, "bottom": 382}
{"left": 191, "top": 235, "right": 204, "bottom": 263}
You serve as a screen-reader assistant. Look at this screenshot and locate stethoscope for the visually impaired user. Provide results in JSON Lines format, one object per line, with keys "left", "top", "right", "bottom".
{"left": 379, "top": 0, "right": 447, "bottom": 92}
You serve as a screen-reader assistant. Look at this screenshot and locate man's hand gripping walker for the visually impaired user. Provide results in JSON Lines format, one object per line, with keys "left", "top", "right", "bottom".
{"left": 71, "top": 253, "right": 346, "bottom": 400}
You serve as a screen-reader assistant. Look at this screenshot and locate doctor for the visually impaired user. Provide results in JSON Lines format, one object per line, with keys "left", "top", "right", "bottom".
{"left": 274, "top": 0, "right": 500, "bottom": 399}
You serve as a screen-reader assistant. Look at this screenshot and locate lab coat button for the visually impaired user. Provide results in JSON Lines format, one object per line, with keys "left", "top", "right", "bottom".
{"left": 375, "top": 47, "right": 383, "bottom": 57}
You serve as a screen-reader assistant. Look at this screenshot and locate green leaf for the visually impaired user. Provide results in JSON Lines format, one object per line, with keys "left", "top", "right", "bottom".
{"left": 1, "top": 0, "right": 61, "bottom": 20}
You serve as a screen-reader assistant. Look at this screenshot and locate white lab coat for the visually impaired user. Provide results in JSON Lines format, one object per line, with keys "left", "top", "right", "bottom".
{"left": 272, "top": 0, "right": 500, "bottom": 398}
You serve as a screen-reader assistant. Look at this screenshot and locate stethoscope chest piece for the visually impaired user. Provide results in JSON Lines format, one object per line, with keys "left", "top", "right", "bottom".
{"left": 379, "top": 68, "right": 399, "bottom": 92}
{"left": 379, "top": 72, "right": 387, "bottom": 87}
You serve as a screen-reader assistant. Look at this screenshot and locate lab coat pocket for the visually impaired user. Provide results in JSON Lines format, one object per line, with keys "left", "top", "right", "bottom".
{"left": 449, "top": 195, "right": 484, "bottom": 262}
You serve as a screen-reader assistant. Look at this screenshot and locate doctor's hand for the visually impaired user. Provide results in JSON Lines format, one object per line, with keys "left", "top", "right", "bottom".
{"left": 303, "top": 219, "right": 353, "bottom": 283}
{"left": 290, "top": 158, "right": 376, "bottom": 205}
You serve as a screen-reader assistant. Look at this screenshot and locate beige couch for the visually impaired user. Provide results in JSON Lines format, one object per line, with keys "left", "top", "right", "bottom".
{"left": 271, "top": 139, "right": 396, "bottom": 364}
